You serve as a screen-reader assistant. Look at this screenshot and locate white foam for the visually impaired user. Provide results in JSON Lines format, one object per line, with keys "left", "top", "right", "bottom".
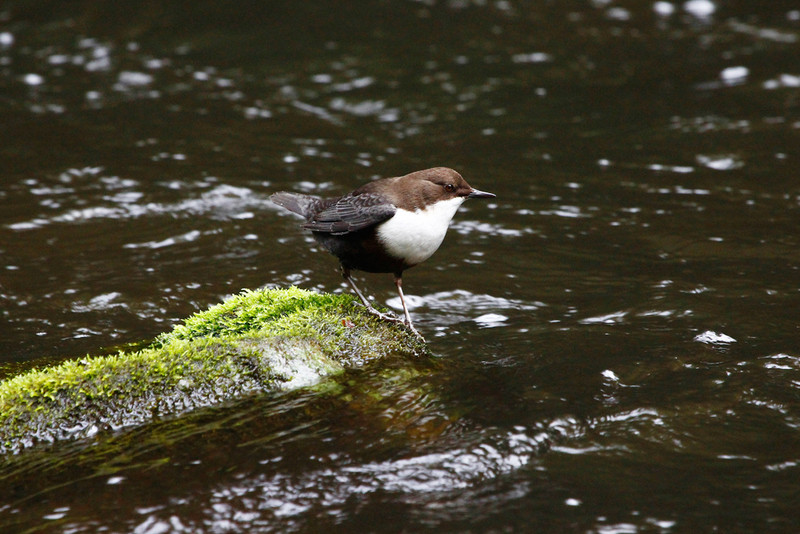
{"left": 693, "top": 330, "right": 736, "bottom": 344}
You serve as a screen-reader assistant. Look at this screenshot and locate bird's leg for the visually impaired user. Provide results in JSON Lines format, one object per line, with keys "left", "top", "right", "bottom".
{"left": 342, "top": 266, "right": 374, "bottom": 310}
{"left": 342, "top": 266, "right": 401, "bottom": 323}
{"left": 394, "top": 275, "right": 424, "bottom": 340}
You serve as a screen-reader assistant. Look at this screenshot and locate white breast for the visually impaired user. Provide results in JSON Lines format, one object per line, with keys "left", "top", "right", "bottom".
{"left": 376, "top": 197, "right": 465, "bottom": 266}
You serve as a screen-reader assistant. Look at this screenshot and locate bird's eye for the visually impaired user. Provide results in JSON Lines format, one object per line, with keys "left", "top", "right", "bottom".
{"left": 444, "top": 183, "right": 456, "bottom": 192}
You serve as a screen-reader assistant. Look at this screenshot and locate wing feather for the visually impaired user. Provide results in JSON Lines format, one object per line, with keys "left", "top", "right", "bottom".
{"left": 303, "top": 193, "right": 396, "bottom": 235}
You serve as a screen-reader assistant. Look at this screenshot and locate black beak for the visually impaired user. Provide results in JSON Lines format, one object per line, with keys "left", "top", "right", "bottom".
{"left": 467, "top": 188, "right": 496, "bottom": 199}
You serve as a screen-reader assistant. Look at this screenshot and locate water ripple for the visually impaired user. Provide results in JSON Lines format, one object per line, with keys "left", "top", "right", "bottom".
{"left": 128, "top": 421, "right": 580, "bottom": 532}
{"left": 7, "top": 184, "right": 263, "bottom": 230}
{"left": 386, "top": 289, "right": 542, "bottom": 328}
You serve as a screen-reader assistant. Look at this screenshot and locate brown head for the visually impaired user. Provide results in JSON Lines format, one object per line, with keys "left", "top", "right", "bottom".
{"left": 373, "top": 167, "right": 495, "bottom": 211}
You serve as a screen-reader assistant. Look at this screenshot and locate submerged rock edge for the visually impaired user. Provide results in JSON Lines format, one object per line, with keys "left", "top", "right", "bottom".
{"left": 0, "top": 286, "right": 427, "bottom": 454}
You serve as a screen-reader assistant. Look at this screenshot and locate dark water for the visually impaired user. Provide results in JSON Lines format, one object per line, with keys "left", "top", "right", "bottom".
{"left": 2, "top": 1, "right": 800, "bottom": 532}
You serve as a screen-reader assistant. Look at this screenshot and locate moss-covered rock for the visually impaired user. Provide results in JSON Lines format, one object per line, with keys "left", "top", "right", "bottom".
{"left": 0, "top": 287, "right": 427, "bottom": 453}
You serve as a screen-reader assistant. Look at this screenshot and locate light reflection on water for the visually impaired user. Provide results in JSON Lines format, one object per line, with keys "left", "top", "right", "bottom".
{"left": 214, "top": 425, "right": 554, "bottom": 519}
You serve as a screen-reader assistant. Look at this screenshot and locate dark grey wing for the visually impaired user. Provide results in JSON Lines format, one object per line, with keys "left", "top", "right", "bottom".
{"left": 303, "top": 193, "right": 396, "bottom": 235}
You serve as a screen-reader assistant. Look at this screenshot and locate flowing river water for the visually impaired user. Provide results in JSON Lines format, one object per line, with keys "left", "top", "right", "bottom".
{"left": 2, "top": 1, "right": 800, "bottom": 532}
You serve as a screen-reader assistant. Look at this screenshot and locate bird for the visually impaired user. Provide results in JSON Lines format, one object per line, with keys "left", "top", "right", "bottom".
{"left": 271, "top": 167, "right": 495, "bottom": 338}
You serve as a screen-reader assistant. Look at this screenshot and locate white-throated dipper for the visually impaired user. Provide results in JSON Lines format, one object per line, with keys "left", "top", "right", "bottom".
{"left": 271, "top": 167, "right": 495, "bottom": 338}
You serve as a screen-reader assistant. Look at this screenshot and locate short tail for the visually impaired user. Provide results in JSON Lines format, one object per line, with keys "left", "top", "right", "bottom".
{"left": 270, "top": 192, "right": 324, "bottom": 221}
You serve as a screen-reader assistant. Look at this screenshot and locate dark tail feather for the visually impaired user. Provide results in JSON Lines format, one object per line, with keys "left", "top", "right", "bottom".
{"left": 270, "top": 192, "right": 324, "bottom": 220}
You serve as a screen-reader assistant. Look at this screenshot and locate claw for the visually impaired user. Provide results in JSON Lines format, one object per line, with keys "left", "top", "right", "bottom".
{"left": 403, "top": 320, "right": 425, "bottom": 341}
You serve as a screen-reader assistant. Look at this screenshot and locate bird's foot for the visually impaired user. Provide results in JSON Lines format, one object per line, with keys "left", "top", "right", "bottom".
{"left": 403, "top": 321, "right": 426, "bottom": 342}
{"left": 360, "top": 303, "right": 403, "bottom": 324}
{"left": 359, "top": 304, "right": 426, "bottom": 341}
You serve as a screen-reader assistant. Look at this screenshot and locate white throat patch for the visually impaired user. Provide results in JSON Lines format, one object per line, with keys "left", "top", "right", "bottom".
{"left": 376, "top": 197, "right": 465, "bottom": 266}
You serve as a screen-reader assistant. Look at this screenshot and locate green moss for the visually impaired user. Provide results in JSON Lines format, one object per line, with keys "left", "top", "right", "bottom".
{"left": 0, "top": 287, "right": 427, "bottom": 453}
{"left": 152, "top": 287, "right": 353, "bottom": 345}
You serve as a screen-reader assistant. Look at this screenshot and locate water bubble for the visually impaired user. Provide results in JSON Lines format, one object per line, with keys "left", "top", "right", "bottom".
{"left": 23, "top": 73, "right": 44, "bottom": 86}
{"left": 0, "top": 31, "right": 14, "bottom": 47}
{"left": 684, "top": 0, "right": 715, "bottom": 18}
{"left": 763, "top": 74, "right": 800, "bottom": 90}
{"left": 720, "top": 66, "right": 748, "bottom": 85}
{"left": 311, "top": 73, "right": 332, "bottom": 83}
{"left": 693, "top": 331, "right": 736, "bottom": 344}
{"left": 474, "top": 313, "right": 508, "bottom": 327}
{"left": 653, "top": 2, "right": 675, "bottom": 17}
{"left": 696, "top": 154, "right": 744, "bottom": 171}
{"left": 117, "top": 71, "right": 154, "bottom": 86}
{"left": 606, "top": 7, "right": 631, "bottom": 21}
{"left": 601, "top": 369, "right": 620, "bottom": 382}
{"left": 511, "top": 52, "right": 553, "bottom": 64}
{"left": 43, "top": 507, "right": 69, "bottom": 521}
